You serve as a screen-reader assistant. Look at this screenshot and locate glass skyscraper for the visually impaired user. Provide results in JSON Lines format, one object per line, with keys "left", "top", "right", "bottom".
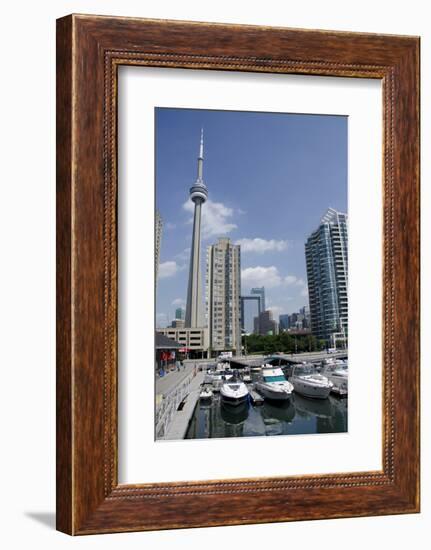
{"left": 305, "top": 208, "right": 348, "bottom": 344}
{"left": 175, "top": 307, "right": 185, "bottom": 320}
{"left": 250, "top": 287, "right": 266, "bottom": 313}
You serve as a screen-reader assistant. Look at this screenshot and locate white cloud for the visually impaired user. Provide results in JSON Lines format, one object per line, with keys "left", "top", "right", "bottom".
{"left": 285, "top": 275, "right": 306, "bottom": 287}
{"left": 235, "top": 238, "right": 288, "bottom": 254}
{"left": 156, "top": 312, "right": 169, "bottom": 328}
{"left": 183, "top": 199, "right": 237, "bottom": 238}
{"left": 158, "top": 261, "right": 178, "bottom": 279}
{"left": 165, "top": 222, "right": 176, "bottom": 230}
{"left": 175, "top": 247, "right": 190, "bottom": 262}
{"left": 300, "top": 287, "right": 309, "bottom": 297}
{"left": 267, "top": 304, "right": 283, "bottom": 319}
{"left": 241, "top": 266, "right": 282, "bottom": 289}
{"left": 172, "top": 298, "right": 185, "bottom": 306}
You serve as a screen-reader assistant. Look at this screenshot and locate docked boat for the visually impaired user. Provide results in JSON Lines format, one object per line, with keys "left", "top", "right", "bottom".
{"left": 264, "top": 354, "right": 297, "bottom": 378}
{"left": 290, "top": 364, "right": 333, "bottom": 399}
{"left": 255, "top": 365, "right": 294, "bottom": 401}
{"left": 241, "top": 368, "right": 252, "bottom": 383}
{"left": 199, "top": 386, "right": 213, "bottom": 400}
{"left": 220, "top": 377, "right": 249, "bottom": 406}
{"left": 205, "top": 367, "right": 234, "bottom": 391}
{"left": 250, "top": 364, "right": 262, "bottom": 373}
{"left": 321, "top": 360, "right": 348, "bottom": 396}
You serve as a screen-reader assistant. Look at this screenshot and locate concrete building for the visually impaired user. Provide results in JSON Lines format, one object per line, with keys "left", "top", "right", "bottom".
{"left": 305, "top": 208, "right": 348, "bottom": 345}
{"left": 254, "top": 310, "right": 279, "bottom": 336}
{"left": 206, "top": 237, "right": 241, "bottom": 354}
{"left": 251, "top": 287, "right": 266, "bottom": 313}
{"left": 159, "top": 327, "right": 209, "bottom": 358}
{"left": 185, "top": 129, "right": 208, "bottom": 328}
{"left": 155, "top": 210, "right": 163, "bottom": 287}
{"left": 170, "top": 319, "right": 185, "bottom": 329}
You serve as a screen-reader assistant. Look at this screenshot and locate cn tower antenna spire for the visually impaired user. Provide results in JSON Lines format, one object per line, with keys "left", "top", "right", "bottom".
{"left": 197, "top": 127, "right": 204, "bottom": 181}
{"left": 199, "top": 127, "right": 204, "bottom": 159}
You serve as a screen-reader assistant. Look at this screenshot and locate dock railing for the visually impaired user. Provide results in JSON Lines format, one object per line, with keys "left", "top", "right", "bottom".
{"left": 155, "top": 370, "right": 197, "bottom": 439}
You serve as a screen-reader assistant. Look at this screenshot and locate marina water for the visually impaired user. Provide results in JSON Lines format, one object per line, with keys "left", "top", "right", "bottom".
{"left": 186, "top": 375, "right": 347, "bottom": 439}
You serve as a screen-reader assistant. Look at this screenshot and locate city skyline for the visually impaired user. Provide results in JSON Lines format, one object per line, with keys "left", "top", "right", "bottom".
{"left": 155, "top": 107, "right": 347, "bottom": 329}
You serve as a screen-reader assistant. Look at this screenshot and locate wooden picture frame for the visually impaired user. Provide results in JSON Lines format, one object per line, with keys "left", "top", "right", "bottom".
{"left": 56, "top": 14, "right": 420, "bottom": 535}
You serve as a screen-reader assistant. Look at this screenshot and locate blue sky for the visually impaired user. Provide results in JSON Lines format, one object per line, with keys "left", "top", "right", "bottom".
{"left": 155, "top": 107, "right": 347, "bottom": 330}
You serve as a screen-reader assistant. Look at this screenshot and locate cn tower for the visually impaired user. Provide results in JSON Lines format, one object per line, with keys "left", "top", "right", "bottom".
{"left": 185, "top": 129, "right": 208, "bottom": 328}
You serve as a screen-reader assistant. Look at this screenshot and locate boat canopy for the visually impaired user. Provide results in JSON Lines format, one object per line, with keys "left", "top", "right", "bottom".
{"left": 265, "top": 354, "right": 301, "bottom": 365}
{"left": 293, "top": 364, "right": 316, "bottom": 375}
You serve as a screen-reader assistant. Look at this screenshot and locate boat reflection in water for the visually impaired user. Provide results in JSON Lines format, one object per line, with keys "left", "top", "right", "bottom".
{"left": 186, "top": 387, "right": 347, "bottom": 439}
{"left": 260, "top": 400, "right": 296, "bottom": 436}
{"left": 261, "top": 400, "right": 295, "bottom": 422}
{"left": 220, "top": 399, "right": 249, "bottom": 424}
{"left": 293, "top": 393, "right": 334, "bottom": 419}
{"left": 293, "top": 393, "right": 348, "bottom": 433}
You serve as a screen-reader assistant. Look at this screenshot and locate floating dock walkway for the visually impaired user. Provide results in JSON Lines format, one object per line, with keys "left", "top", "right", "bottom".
{"left": 248, "top": 387, "right": 264, "bottom": 405}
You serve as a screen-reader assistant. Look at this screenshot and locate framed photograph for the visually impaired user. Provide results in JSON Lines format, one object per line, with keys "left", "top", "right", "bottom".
{"left": 56, "top": 14, "right": 420, "bottom": 534}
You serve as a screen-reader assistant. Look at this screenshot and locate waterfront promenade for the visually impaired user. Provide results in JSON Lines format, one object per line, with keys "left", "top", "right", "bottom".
{"left": 156, "top": 359, "right": 213, "bottom": 396}
{"left": 156, "top": 363, "right": 196, "bottom": 398}
{"left": 155, "top": 362, "right": 206, "bottom": 439}
{"left": 164, "top": 370, "right": 205, "bottom": 440}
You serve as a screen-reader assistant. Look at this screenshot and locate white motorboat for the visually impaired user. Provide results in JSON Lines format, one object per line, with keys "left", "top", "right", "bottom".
{"left": 199, "top": 387, "right": 213, "bottom": 400}
{"left": 220, "top": 378, "right": 249, "bottom": 406}
{"left": 206, "top": 368, "right": 233, "bottom": 391}
{"left": 250, "top": 364, "right": 262, "bottom": 373}
{"left": 255, "top": 365, "right": 294, "bottom": 401}
{"left": 321, "top": 360, "right": 348, "bottom": 396}
{"left": 290, "top": 364, "right": 333, "bottom": 399}
{"left": 241, "top": 368, "right": 252, "bottom": 383}
{"left": 216, "top": 361, "right": 232, "bottom": 373}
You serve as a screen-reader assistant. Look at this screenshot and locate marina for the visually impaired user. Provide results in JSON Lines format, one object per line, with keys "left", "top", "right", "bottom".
{"left": 155, "top": 352, "right": 348, "bottom": 441}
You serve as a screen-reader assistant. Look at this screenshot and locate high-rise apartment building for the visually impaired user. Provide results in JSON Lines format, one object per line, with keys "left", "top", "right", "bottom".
{"left": 305, "top": 208, "right": 348, "bottom": 344}
{"left": 206, "top": 237, "right": 241, "bottom": 354}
